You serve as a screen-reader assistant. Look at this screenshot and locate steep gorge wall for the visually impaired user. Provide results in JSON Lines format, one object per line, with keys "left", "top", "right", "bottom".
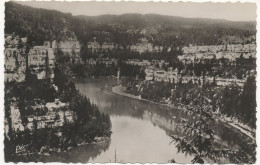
{"left": 5, "top": 29, "right": 83, "bottom": 83}
{"left": 4, "top": 48, "right": 27, "bottom": 82}
{"left": 4, "top": 36, "right": 56, "bottom": 83}
{"left": 44, "top": 29, "right": 82, "bottom": 63}
{"left": 28, "top": 46, "right": 55, "bottom": 80}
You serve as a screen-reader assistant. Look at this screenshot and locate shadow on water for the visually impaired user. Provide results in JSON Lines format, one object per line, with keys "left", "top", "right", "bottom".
{"left": 41, "top": 140, "right": 111, "bottom": 163}
{"left": 75, "top": 78, "right": 245, "bottom": 147}
{"left": 51, "top": 78, "right": 248, "bottom": 163}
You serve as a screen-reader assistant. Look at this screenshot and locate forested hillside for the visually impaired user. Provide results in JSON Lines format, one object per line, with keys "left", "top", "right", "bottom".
{"left": 5, "top": 2, "right": 256, "bottom": 46}
{"left": 76, "top": 13, "right": 255, "bottom": 30}
{"left": 5, "top": 2, "right": 74, "bottom": 45}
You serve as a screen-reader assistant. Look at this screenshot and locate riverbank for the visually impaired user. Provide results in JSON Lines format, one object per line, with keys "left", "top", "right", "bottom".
{"left": 5, "top": 67, "right": 112, "bottom": 162}
{"left": 112, "top": 85, "right": 168, "bottom": 106}
{"left": 11, "top": 136, "right": 110, "bottom": 162}
{"left": 112, "top": 85, "right": 255, "bottom": 140}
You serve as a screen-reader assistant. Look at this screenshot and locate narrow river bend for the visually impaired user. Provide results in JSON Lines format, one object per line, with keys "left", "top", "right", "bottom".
{"left": 44, "top": 78, "right": 246, "bottom": 163}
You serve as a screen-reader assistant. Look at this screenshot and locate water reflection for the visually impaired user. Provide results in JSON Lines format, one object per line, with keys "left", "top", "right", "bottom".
{"left": 90, "top": 116, "right": 193, "bottom": 163}
{"left": 46, "top": 78, "right": 246, "bottom": 163}
{"left": 75, "top": 79, "right": 245, "bottom": 146}
{"left": 42, "top": 140, "right": 111, "bottom": 163}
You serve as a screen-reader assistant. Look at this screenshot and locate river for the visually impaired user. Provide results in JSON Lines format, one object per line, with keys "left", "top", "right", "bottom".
{"left": 44, "top": 78, "right": 247, "bottom": 163}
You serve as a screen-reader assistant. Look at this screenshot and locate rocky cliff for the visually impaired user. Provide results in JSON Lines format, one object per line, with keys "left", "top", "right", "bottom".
{"left": 4, "top": 48, "right": 27, "bottom": 82}
{"left": 4, "top": 34, "right": 58, "bottom": 83}
{"left": 28, "top": 46, "right": 55, "bottom": 80}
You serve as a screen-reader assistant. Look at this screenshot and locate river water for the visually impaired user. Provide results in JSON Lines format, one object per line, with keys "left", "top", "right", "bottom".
{"left": 44, "top": 78, "right": 246, "bottom": 163}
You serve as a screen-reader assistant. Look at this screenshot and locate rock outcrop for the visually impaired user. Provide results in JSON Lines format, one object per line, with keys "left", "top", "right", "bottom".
{"left": 5, "top": 48, "right": 27, "bottom": 82}
{"left": 28, "top": 46, "right": 55, "bottom": 80}
{"left": 44, "top": 29, "right": 82, "bottom": 63}
{"left": 4, "top": 34, "right": 56, "bottom": 82}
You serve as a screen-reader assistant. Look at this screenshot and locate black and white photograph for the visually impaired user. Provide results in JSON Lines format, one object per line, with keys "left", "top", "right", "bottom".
{"left": 3, "top": 0, "right": 258, "bottom": 164}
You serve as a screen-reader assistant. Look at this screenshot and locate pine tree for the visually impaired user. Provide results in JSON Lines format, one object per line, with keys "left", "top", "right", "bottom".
{"left": 170, "top": 88, "right": 229, "bottom": 163}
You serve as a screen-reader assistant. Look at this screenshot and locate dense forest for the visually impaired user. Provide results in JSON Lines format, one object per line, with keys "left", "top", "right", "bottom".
{"left": 5, "top": 2, "right": 256, "bottom": 47}
{"left": 121, "top": 75, "right": 256, "bottom": 129}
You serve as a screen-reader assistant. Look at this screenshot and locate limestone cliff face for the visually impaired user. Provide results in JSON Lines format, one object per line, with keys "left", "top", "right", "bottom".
{"left": 4, "top": 48, "right": 26, "bottom": 82}
{"left": 4, "top": 34, "right": 27, "bottom": 82}
{"left": 5, "top": 29, "right": 82, "bottom": 83}
{"left": 5, "top": 35, "right": 56, "bottom": 83}
{"left": 58, "top": 41, "right": 80, "bottom": 53}
{"left": 57, "top": 30, "right": 81, "bottom": 63}
{"left": 57, "top": 30, "right": 80, "bottom": 51}
{"left": 43, "top": 29, "right": 82, "bottom": 63}
{"left": 28, "top": 46, "right": 55, "bottom": 80}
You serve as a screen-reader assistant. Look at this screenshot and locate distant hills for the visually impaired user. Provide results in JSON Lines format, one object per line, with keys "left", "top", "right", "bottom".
{"left": 5, "top": 2, "right": 256, "bottom": 46}
{"left": 75, "top": 13, "right": 255, "bottom": 31}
